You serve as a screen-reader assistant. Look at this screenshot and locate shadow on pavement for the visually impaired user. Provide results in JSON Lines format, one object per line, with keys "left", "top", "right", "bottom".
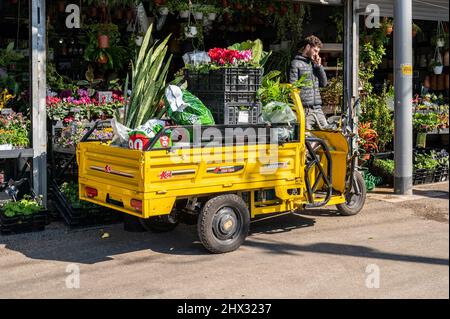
{"left": 244, "top": 238, "right": 449, "bottom": 266}
{"left": 1, "top": 212, "right": 447, "bottom": 267}
{"left": 0, "top": 213, "right": 315, "bottom": 264}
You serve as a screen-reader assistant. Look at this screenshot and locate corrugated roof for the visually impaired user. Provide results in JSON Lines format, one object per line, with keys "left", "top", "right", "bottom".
{"left": 358, "top": 0, "right": 449, "bottom": 21}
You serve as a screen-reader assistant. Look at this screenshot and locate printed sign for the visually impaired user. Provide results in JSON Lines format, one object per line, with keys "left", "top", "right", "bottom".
{"left": 401, "top": 64, "right": 413, "bottom": 77}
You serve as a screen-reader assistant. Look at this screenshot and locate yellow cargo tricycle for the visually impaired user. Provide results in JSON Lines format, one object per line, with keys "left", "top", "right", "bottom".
{"left": 76, "top": 90, "right": 366, "bottom": 253}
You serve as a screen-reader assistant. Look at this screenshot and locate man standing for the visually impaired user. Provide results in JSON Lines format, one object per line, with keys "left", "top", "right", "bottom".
{"left": 289, "top": 35, "right": 329, "bottom": 130}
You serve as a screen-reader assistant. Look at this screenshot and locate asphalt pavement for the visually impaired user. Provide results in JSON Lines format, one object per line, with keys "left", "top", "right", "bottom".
{"left": 0, "top": 182, "right": 448, "bottom": 299}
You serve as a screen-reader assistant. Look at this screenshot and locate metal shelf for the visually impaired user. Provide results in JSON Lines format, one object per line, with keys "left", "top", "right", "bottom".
{"left": 0, "top": 148, "right": 34, "bottom": 159}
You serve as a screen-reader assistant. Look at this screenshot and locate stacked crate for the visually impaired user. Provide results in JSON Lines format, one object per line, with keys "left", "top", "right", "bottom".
{"left": 186, "top": 67, "right": 263, "bottom": 125}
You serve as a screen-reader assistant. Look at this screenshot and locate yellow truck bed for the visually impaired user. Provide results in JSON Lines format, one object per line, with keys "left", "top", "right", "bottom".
{"left": 77, "top": 136, "right": 310, "bottom": 218}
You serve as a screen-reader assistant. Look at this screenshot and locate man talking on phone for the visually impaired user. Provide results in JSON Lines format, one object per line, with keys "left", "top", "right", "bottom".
{"left": 289, "top": 35, "right": 329, "bottom": 130}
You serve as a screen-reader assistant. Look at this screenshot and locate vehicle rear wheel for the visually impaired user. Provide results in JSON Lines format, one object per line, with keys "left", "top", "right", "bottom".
{"left": 139, "top": 215, "right": 179, "bottom": 233}
{"left": 198, "top": 194, "right": 250, "bottom": 254}
{"left": 336, "top": 170, "right": 366, "bottom": 216}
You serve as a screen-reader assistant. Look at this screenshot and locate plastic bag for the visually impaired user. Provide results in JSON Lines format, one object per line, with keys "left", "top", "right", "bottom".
{"left": 128, "top": 119, "right": 170, "bottom": 150}
{"left": 111, "top": 118, "right": 131, "bottom": 147}
{"left": 182, "top": 51, "right": 210, "bottom": 67}
{"left": 262, "top": 102, "right": 297, "bottom": 124}
{"left": 262, "top": 102, "right": 297, "bottom": 141}
{"left": 165, "top": 85, "right": 215, "bottom": 126}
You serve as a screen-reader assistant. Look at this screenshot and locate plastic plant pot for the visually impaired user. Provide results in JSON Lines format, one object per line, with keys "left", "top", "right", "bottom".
{"left": 437, "top": 38, "right": 445, "bottom": 48}
{"left": 135, "top": 35, "right": 143, "bottom": 46}
{"left": 180, "top": 10, "right": 190, "bottom": 18}
{"left": 193, "top": 12, "right": 203, "bottom": 20}
{"left": 208, "top": 12, "right": 217, "bottom": 21}
{"left": 185, "top": 26, "right": 198, "bottom": 38}
{"left": 158, "top": 6, "right": 169, "bottom": 16}
{"left": 434, "top": 65, "right": 443, "bottom": 75}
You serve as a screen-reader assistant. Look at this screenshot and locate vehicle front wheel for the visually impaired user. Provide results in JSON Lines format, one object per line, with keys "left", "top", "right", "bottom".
{"left": 336, "top": 170, "right": 366, "bottom": 216}
{"left": 198, "top": 194, "right": 250, "bottom": 254}
{"left": 139, "top": 215, "right": 179, "bottom": 233}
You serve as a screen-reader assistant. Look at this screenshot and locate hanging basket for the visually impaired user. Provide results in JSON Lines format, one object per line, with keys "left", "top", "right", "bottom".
{"left": 433, "top": 65, "right": 443, "bottom": 75}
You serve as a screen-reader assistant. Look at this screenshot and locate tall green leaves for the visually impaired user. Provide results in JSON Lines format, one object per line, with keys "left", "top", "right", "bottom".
{"left": 122, "top": 24, "right": 172, "bottom": 128}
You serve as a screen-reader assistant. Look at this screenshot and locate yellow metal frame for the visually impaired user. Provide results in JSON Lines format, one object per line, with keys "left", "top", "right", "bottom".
{"left": 77, "top": 90, "right": 348, "bottom": 219}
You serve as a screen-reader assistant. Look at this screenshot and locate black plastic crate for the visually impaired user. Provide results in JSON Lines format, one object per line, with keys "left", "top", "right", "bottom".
{"left": 197, "top": 91, "right": 259, "bottom": 105}
{"left": 0, "top": 210, "right": 48, "bottom": 235}
{"left": 51, "top": 181, "right": 122, "bottom": 228}
{"left": 413, "top": 169, "right": 435, "bottom": 185}
{"left": 204, "top": 101, "right": 262, "bottom": 125}
{"left": 434, "top": 165, "right": 449, "bottom": 182}
{"left": 186, "top": 68, "right": 263, "bottom": 93}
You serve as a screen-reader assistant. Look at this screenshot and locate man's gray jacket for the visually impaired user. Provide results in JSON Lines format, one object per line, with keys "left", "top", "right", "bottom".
{"left": 289, "top": 55, "right": 327, "bottom": 109}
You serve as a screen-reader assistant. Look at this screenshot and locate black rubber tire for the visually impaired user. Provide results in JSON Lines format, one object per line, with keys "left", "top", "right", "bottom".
{"left": 197, "top": 194, "right": 250, "bottom": 254}
{"left": 139, "top": 215, "right": 179, "bottom": 233}
{"left": 337, "top": 170, "right": 366, "bottom": 216}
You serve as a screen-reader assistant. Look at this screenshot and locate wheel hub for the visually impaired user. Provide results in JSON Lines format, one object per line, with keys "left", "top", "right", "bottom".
{"left": 213, "top": 207, "right": 240, "bottom": 240}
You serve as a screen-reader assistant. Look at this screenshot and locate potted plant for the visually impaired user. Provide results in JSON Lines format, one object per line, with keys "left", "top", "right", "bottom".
{"left": 83, "top": 24, "right": 127, "bottom": 70}
{"left": 201, "top": 5, "right": 219, "bottom": 21}
{"left": 158, "top": 5, "right": 169, "bottom": 16}
{"left": 1, "top": 195, "right": 47, "bottom": 234}
{"left": 432, "top": 60, "right": 444, "bottom": 74}
{"left": 168, "top": 0, "right": 190, "bottom": 18}
{"left": 192, "top": 4, "right": 204, "bottom": 20}
{"left": 412, "top": 23, "right": 422, "bottom": 38}
{"left": 384, "top": 19, "right": 393, "bottom": 36}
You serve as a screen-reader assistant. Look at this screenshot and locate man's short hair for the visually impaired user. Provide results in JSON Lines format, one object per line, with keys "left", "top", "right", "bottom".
{"left": 299, "top": 35, "right": 323, "bottom": 50}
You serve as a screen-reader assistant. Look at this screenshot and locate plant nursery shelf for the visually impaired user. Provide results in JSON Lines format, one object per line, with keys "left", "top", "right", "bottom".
{"left": 0, "top": 148, "right": 34, "bottom": 159}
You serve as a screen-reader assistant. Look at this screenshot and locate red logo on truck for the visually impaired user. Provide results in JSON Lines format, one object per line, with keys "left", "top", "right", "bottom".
{"left": 159, "top": 171, "right": 172, "bottom": 180}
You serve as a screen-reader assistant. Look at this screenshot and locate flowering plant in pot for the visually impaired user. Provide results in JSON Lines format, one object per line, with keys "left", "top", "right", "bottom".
{"left": 0, "top": 111, "right": 30, "bottom": 149}
{"left": 358, "top": 122, "right": 379, "bottom": 160}
{"left": 208, "top": 48, "right": 253, "bottom": 66}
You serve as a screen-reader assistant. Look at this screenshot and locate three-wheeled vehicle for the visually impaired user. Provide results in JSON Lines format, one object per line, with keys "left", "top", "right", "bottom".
{"left": 77, "top": 90, "right": 366, "bottom": 253}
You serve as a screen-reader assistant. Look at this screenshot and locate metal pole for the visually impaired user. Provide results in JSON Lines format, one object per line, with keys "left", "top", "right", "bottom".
{"left": 343, "top": 0, "right": 359, "bottom": 158}
{"left": 394, "top": 0, "right": 413, "bottom": 195}
{"left": 30, "top": 0, "right": 47, "bottom": 205}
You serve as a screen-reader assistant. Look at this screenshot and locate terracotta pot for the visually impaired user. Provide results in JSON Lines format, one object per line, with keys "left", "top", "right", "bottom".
{"left": 57, "top": 1, "right": 65, "bottom": 13}
{"left": 98, "top": 34, "right": 110, "bottom": 49}
{"left": 90, "top": 7, "right": 98, "bottom": 17}
{"left": 98, "top": 53, "right": 108, "bottom": 64}
{"left": 444, "top": 50, "right": 449, "bottom": 66}
{"left": 385, "top": 25, "right": 393, "bottom": 35}
{"left": 445, "top": 74, "right": 449, "bottom": 90}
